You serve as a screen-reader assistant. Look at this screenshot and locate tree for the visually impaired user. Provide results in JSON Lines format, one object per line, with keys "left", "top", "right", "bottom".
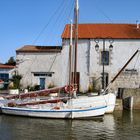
{"left": 5, "top": 56, "right": 16, "bottom": 66}
{"left": 9, "top": 74, "right": 22, "bottom": 89}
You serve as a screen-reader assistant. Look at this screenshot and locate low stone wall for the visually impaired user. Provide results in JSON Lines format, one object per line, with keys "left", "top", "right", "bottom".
{"left": 114, "top": 99, "right": 123, "bottom": 111}
{"left": 123, "top": 88, "right": 140, "bottom": 109}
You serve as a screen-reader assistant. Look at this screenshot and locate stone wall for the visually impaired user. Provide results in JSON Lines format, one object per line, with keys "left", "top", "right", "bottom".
{"left": 112, "top": 72, "right": 140, "bottom": 91}
{"left": 114, "top": 99, "right": 123, "bottom": 111}
{"left": 123, "top": 88, "right": 140, "bottom": 109}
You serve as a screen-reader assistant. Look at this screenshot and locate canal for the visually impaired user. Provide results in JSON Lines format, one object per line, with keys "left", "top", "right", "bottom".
{"left": 0, "top": 110, "right": 140, "bottom": 140}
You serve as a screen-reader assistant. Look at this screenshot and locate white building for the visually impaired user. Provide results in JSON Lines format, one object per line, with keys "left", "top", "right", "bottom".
{"left": 16, "top": 23, "right": 140, "bottom": 92}
{"left": 16, "top": 46, "right": 62, "bottom": 90}
{"left": 0, "top": 64, "right": 15, "bottom": 89}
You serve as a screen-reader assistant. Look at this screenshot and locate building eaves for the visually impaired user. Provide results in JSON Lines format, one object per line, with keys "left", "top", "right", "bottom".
{"left": 16, "top": 45, "right": 62, "bottom": 53}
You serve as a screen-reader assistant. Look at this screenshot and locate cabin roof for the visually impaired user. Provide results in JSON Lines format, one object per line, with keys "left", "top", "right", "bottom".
{"left": 62, "top": 24, "right": 140, "bottom": 39}
{"left": 16, "top": 45, "right": 62, "bottom": 53}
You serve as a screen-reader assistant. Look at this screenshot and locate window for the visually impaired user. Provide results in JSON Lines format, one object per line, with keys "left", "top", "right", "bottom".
{"left": 101, "top": 51, "right": 109, "bottom": 65}
{"left": 0, "top": 73, "right": 9, "bottom": 82}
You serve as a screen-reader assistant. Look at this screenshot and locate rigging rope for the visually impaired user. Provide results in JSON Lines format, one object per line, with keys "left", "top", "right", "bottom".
{"left": 32, "top": 0, "right": 66, "bottom": 45}
{"left": 46, "top": 0, "right": 74, "bottom": 74}
{"left": 94, "top": 0, "right": 113, "bottom": 23}
{"left": 20, "top": 0, "right": 74, "bottom": 84}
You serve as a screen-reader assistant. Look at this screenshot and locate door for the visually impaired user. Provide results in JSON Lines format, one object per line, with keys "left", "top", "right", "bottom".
{"left": 101, "top": 72, "right": 109, "bottom": 89}
{"left": 71, "top": 72, "right": 80, "bottom": 92}
{"left": 40, "top": 78, "right": 45, "bottom": 90}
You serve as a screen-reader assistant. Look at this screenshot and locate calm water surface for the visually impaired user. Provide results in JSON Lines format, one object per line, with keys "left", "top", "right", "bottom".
{"left": 0, "top": 110, "right": 140, "bottom": 140}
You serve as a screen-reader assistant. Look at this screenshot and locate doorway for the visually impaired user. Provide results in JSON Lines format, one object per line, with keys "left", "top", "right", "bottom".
{"left": 102, "top": 72, "right": 109, "bottom": 89}
{"left": 40, "top": 78, "right": 45, "bottom": 90}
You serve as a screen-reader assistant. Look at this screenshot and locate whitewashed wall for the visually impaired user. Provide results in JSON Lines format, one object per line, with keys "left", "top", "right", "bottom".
{"left": 62, "top": 39, "right": 140, "bottom": 92}
{"left": 16, "top": 52, "right": 62, "bottom": 88}
{"left": 90, "top": 39, "right": 140, "bottom": 90}
{"left": 62, "top": 39, "right": 91, "bottom": 92}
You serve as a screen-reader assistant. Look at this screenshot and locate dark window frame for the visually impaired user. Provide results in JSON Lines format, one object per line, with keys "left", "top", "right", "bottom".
{"left": 101, "top": 51, "right": 109, "bottom": 65}
{"left": 34, "top": 73, "right": 52, "bottom": 77}
{"left": 32, "top": 72, "right": 54, "bottom": 77}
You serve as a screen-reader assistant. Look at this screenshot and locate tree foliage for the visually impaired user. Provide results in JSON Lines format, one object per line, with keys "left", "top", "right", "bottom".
{"left": 10, "top": 74, "right": 22, "bottom": 89}
{"left": 5, "top": 56, "right": 16, "bottom": 66}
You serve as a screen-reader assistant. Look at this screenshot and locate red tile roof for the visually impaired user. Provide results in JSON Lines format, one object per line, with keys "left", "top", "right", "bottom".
{"left": 0, "top": 64, "right": 15, "bottom": 69}
{"left": 62, "top": 24, "right": 140, "bottom": 39}
{"left": 16, "top": 45, "right": 62, "bottom": 53}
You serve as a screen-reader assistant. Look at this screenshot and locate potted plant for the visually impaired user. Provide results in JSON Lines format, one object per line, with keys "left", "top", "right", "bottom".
{"left": 9, "top": 74, "right": 22, "bottom": 95}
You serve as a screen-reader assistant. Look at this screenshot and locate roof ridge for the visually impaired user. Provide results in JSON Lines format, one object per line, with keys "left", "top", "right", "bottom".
{"left": 78, "top": 23, "right": 137, "bottom": 25}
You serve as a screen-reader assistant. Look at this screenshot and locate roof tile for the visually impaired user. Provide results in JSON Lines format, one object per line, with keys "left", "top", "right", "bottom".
{"left": 62, "top": 24, "right": 140, "bottom": 39}
{"left": 16, "top": 45, "right": 62, "bottom": 53}
{"left": 0, "top": 64, "right": 15, "bottom": 69}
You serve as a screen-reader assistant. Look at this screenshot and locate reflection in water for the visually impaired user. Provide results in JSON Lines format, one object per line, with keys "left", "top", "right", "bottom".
{"left": 0, "top": 111, "right": 140, "bottom": 140}
{"left": 113, "top": 110, "right": 140, "bottom": 140}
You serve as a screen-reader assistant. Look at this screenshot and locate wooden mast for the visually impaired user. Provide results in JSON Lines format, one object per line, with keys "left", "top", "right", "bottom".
{"left": 74, "top": 0, "right": 79, "bottom": 91}
{"left": 69, "top": 20, "right": 73, "bottom": 94}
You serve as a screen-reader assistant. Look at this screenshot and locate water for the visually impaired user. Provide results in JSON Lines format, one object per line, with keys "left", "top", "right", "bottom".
{"left": 0, "top": 110, "right": 140, "bottom": 140}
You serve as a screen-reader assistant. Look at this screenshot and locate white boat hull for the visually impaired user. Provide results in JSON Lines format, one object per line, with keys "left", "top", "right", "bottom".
{"left": 104, "top": 93, "right": 116, "bottom": 113}
{"left": 0, "top": 93, "right": 116, "bottom": 118}
{"left": 1, "top": 106, "right": 106, "bottom": 119}
{"left": 1, "top": 95, "right": 107, "bottom": 118}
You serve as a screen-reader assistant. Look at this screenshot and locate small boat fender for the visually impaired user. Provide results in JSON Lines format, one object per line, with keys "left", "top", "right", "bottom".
{"left": 8, "top": 102, "right": 17, "bottom": 107}
{"left": 52, "top": 106, "right": 60, "bottom": 110}
{"left": 65, "top": 85, "right": 74, "bottom": 93}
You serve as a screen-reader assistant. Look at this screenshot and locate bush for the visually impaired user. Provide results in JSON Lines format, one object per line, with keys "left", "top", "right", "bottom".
{"left": 48, "top": 83, "right": 55, "bottom": 89}
{"left": 10, "top": 74, "right": 22, "bottom": 89}
{"left": 27, "top": 85, "right": 40, "bottom": 91}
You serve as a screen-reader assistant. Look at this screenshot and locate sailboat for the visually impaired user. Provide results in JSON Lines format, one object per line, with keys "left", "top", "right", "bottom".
{"left": 0, "top": 85, "right": 107, "bottom": 118}
{"left": 1, "top": 46, "right": 139, "bottom": 117}
{"left": 0, "top": 0, "right": 108, "bottom": 118}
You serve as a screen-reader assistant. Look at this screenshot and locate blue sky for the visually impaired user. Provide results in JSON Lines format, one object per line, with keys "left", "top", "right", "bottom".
{"left": 0, "top": 0, "right": 140, "bottom": 63}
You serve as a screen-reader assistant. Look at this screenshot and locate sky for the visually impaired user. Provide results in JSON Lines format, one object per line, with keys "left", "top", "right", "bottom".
{"left": 0, "top": 0, "right": 140, "bottom": 63}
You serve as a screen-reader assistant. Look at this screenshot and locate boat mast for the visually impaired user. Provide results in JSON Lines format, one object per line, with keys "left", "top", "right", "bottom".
{"left": 74, "top": 0, "right": 79, "bottom": 90}
{"left": 69, "top": 20, "right": 73, "bottom": 94}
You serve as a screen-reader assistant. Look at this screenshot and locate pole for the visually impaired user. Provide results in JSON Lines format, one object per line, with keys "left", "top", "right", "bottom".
{"left": 69, "top": 21, "right": 73, "bottom": 94}
{"left": 74, "top": 0, "right": 79, "bottom": 90}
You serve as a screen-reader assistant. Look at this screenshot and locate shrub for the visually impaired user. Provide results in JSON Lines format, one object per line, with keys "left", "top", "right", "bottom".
{"left": 48, "top": 83, "right": 55, "bottom": 89}
{"left": 10, "top": 74, "right": 22, "bottom": 89}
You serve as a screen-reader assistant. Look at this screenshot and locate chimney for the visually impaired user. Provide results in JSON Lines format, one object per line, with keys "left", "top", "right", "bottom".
{"left": 136, "top": 20, "right": 139, "bottom": 29}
